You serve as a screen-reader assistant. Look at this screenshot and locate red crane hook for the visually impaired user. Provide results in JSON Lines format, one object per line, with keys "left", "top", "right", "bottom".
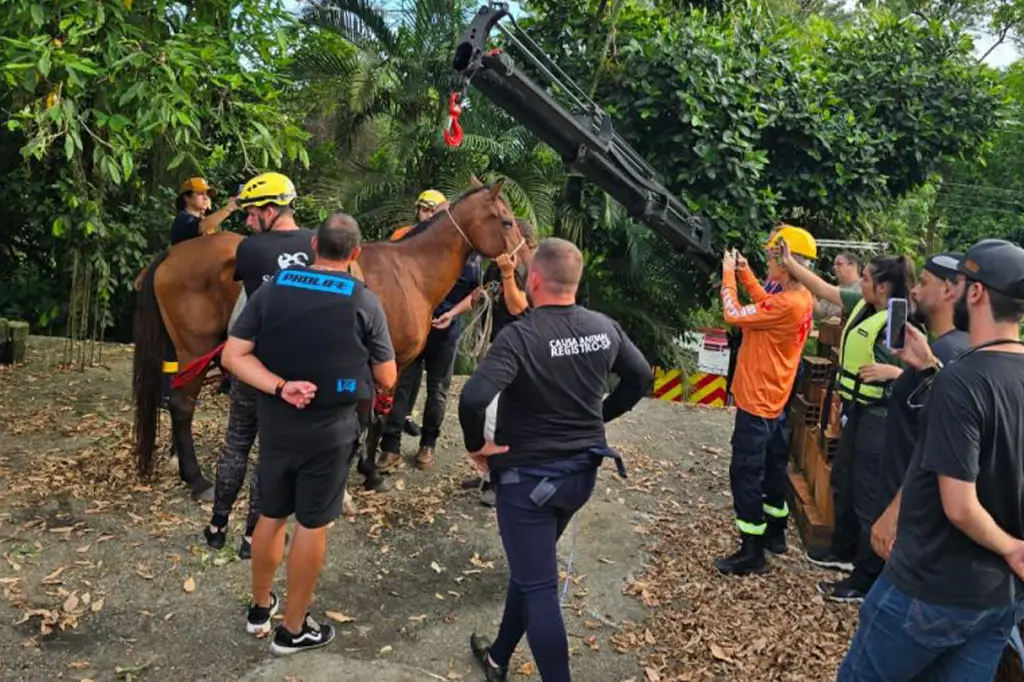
{"left": 444, "top": 91, "right": 464, "bottom": 147}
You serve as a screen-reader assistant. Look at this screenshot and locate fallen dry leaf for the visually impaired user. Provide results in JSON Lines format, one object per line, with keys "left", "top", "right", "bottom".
{"left": 63, "top": 594, "right": 79, "bottom": 613}
{"left": 90, "top": 598, "right": 104, "bottom": 613}
{"left": 324, "top": 611, "right": 355, "bottom": 623}
{"left": 517, "top": 661, "right": 535, "bottom": 676}
{"left": 183, "top": 577, "right": 196, "bottom": 594}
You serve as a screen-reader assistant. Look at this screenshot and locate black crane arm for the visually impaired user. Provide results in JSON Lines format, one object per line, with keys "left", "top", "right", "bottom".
{"left": 452, "top": 2, "right": 714, "bottom": 263}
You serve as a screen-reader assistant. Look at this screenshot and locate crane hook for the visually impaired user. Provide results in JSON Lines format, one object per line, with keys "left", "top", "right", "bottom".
{"left": 444, "top": 91, "right": 464, "bottom": 147}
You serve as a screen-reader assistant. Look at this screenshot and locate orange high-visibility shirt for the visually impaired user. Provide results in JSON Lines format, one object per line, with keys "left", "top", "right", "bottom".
{"left": 721, "top": 267, "right": 813, "bottom": 419}
{"left": 390, "top": 225, "right": 413, "bottom": 241}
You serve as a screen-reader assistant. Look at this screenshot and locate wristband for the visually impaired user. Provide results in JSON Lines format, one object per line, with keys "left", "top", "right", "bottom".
{"left": 274, "top": 379, "right": 286, "bottom": 398}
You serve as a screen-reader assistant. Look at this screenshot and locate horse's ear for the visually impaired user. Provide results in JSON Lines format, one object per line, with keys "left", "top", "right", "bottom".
{"left": 489, "top": 178, "right": 505, "bottom": 198}
{"left": 470, "top": 175, "right": 483, "bottom": 187}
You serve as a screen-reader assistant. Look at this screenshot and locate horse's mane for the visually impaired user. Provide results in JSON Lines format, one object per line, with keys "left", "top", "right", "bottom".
{"left": 400, "top": 184, "right": 492, "bottom": 240}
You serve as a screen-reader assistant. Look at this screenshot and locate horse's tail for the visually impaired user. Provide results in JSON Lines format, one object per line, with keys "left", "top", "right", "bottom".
{"left": 132, "top": 249, "right": 172, "bottom": 480}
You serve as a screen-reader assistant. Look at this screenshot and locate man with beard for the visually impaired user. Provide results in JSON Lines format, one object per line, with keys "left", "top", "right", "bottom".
{"left": 838, "top": 239, "right": 1024, "bottom": 681}
{"left": 818, "top": 253, "right": 969, "bottom": 603}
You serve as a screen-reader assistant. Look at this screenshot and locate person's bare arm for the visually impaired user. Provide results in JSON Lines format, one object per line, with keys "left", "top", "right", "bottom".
{"left": 939, "top": 477, "right": 1020, "bottom": 557}
{"left": 372, "top": 360, "right": 398, "bottom": 391}
{"left": 780, "top": 243, "right": 842, "bottom": 305}
{"left": 871, "top": 487, "right": 902, "bottom": 559}
{"left": 198, "top": 196, "right": 238, "bottom": 235}
{"left": 222, "top": 336, "right": 316, "bottom": 407}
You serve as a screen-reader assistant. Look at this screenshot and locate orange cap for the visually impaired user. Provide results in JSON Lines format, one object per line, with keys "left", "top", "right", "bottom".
{"left": 178, "top": 177, "right": 215, "bottom": 195}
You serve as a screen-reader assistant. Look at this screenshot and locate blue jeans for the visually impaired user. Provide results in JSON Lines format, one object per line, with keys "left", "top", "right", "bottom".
{"left": 838, "top": 573, "right": 1020, "bottom": 681}
{"left": 490, "top": 467, "right": 598, "bottom": 682}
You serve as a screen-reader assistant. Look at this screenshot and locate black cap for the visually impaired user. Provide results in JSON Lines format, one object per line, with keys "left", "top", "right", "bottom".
{"left": 922, "top": 252, "right": 962, "bottom": 281}
{"left": 959, "top": 239, "right": 1024, "bottom": 299}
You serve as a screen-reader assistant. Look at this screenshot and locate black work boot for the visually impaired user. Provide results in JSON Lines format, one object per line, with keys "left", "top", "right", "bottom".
{"left": 470, "top": 633, "right": 508, "bottom": 682}
{"left": 765, "top": 516, "right": 788, "bottom": 555}
{"left": 714, "top": 534, "right": 770, "bottom": 576}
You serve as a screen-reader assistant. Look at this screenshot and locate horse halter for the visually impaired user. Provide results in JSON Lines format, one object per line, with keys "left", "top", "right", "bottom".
{"left": 443, "top": 205, "right": 527, "bottom": 261}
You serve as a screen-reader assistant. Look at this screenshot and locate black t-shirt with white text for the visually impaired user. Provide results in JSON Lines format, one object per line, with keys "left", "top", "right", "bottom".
{"left": 875, "top": 329, "right": 971, "bottom": 511}
{"left": 234, "top": 229, "right": 316, "bottom": 297}
{"left": 229, "top": 275, "right": 395, "bottom": 451}
{"left": 885, "top": 349, "right": 1024, "bottom": 609}
{"left": 458, "top": 305, "right": 653, "bottom": 469}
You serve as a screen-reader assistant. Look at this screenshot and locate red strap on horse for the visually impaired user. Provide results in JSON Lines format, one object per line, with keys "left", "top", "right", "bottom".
{"left": 374, "top": 393, "right": 394, "bottom": 416}
{"left": 444, "top": 91, "right": 464, "bottom": 147}
{"left": 171, "top": 342, "right": 227, "bottom": 390}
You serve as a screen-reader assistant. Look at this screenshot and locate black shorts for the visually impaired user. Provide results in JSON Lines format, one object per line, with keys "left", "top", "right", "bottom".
{"left": 257, "top": 439, "right": 357, "bottom": 529}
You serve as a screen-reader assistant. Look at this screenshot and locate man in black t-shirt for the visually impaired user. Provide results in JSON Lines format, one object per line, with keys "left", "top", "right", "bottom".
{"left": 838, "top": 239, "right": 1024, "bottom": 682}
{"left": 204, "top": 172, "right": 317, "bottom": 560}
{"left": 222, "top": 213, "right": 396, "bottom": 656}
{"left": 819, "top": 253, "right": 970, "bottom": 603}
{"left": 458, "top": 238, "right": 654, "bottom": 682}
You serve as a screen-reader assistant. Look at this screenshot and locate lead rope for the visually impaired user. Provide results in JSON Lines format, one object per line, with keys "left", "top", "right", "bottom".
{"left": 560, "top": 517, "right": 580, "bottom": 607}
{"left": 457, "top": 286, "right": 493, "bottom": 363}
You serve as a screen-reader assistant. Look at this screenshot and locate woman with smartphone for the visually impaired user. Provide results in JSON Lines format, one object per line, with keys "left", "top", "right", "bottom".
{"left": 780, "top": 245, "right": 915, "bottom": 602}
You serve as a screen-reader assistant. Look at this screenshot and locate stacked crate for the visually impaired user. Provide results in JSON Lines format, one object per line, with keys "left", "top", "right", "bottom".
{"left": 787, "top": 319, "right": 844, "bottom": 551}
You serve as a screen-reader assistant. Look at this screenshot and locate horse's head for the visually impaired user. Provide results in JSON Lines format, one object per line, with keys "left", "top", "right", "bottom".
{"left": 451, "top": 177, "right": 529, "bottom": 264}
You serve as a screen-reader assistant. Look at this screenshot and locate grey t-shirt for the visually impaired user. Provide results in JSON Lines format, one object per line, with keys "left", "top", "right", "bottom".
{"left": 229, "top": 280, "right": 394, "bottom": 451}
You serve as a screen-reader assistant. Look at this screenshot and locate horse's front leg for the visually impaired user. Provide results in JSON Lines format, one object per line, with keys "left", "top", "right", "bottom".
{"left": 167, "top": 389, "right": 214, "bottom": 502}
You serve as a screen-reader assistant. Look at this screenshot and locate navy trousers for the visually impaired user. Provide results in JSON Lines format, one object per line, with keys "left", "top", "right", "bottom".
{"left": 490, "top": 467, "right": 598, "bottom": 682}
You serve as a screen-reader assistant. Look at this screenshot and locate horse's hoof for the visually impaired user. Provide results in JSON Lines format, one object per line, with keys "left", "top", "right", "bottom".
{"left": 364, "top": 475, "right": 392, "bottom": 493}
{"left": 191, "top": 483, "right": 215, "bottom": 503}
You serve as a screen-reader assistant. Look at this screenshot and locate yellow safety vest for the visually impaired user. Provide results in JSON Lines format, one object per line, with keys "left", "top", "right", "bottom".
{"left": 835, "top": 299, "right": 889, "bottom": 405}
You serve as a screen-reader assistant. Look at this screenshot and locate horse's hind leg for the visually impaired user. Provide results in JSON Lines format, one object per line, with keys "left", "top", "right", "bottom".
{"left": 168, "top": 391, "right": 214, "bottom": 502}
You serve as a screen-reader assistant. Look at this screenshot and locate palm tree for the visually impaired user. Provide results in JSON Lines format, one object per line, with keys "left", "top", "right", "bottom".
{"left": 292, "top": 0, "right": 559, "bottom": 237}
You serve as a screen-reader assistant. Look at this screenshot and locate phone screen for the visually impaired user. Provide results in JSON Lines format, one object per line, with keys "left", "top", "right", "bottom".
{"left": 887, "top": 298, "right": 908, "bottom": 350}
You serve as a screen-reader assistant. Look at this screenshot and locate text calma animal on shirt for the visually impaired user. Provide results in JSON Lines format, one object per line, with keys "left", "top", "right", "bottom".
{"left": 549, "top": 333, "right": 611, "bottom": 357}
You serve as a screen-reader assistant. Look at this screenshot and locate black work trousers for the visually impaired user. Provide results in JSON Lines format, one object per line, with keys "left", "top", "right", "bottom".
{"left": 729, "top": 408, "right": 791, "bottom": 536}
{"left": 211, "top": 379, "right": 261, "bottom": 533}
{"left": 830, "top": 402, "right": 887, "bottom": 586}
{"left": 381, "top": 335, "right": 458, "bottom": 452}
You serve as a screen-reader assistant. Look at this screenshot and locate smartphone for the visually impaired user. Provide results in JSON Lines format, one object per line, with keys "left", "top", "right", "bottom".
{"left": 886, "top": 298, "right": 908, "bottom": 350}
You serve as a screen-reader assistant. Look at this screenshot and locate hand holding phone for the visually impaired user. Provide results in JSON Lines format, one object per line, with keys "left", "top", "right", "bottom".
{"left": 886, "top": 298, "right": 908, "bottom": 350}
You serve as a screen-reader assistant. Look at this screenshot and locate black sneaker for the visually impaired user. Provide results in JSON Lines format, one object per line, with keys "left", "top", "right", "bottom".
{"left": 246, "top": 592, "right": 280, "bottom": 635}
{"left": 805, "top": 547, "right": 854, "bottom": 572}
{"left": 204, "top": 525, "right": 226, "bottom": 550}
{"left": 238, "top": 536, "right": 252, "bottom": 560}
{"left": 470, "top": 633, "right": 509, "bottom": 682}
{"left": 271, "top": 614, "right": 336, "bottom": 656}
{"left": 817, "top": 578, "right": 866, "bottom": 604}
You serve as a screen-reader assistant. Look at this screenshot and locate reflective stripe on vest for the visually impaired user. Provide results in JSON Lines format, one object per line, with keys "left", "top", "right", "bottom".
{"left": 836, "top": 299, "right": 888, "bottom": 405}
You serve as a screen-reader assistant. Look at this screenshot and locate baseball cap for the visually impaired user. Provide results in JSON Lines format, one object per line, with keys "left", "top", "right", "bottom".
{"left": 178, "top": 177, "right": 215, "bottom": 195}
{"left": 922, "top": 252, "right": 962, "bottom": 281}
{"left": 959, "top": 239, "right": 1024, "bottom": 299}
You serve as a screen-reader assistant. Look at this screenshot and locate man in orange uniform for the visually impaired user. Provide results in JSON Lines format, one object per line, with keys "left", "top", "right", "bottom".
{"left": 715, "top": 225, "right": 817, "bottom": 576}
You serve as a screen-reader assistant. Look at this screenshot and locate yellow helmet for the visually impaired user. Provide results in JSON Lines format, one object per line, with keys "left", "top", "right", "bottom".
{"left": 237, "top": 172, "right": 296, "bottom": 208}
{"left": 767, "top": 224, "right": 817, "bottom": 259}
{"left": 415, "top": 189, "right": 446, "bottom": 209}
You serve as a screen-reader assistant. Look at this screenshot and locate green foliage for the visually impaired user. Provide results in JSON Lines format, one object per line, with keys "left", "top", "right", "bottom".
{"left": 0, "top": 0, "right": 310, "bottom": 339}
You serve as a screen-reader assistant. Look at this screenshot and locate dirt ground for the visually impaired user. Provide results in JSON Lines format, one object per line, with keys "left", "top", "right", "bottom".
{"left": 0, "top": 337, "right": 859, "bottom": 682}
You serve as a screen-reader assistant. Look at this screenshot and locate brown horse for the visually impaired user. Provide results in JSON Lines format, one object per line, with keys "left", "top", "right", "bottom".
{"left": 132, "top": 180, "right": 529, "bottom": 501}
